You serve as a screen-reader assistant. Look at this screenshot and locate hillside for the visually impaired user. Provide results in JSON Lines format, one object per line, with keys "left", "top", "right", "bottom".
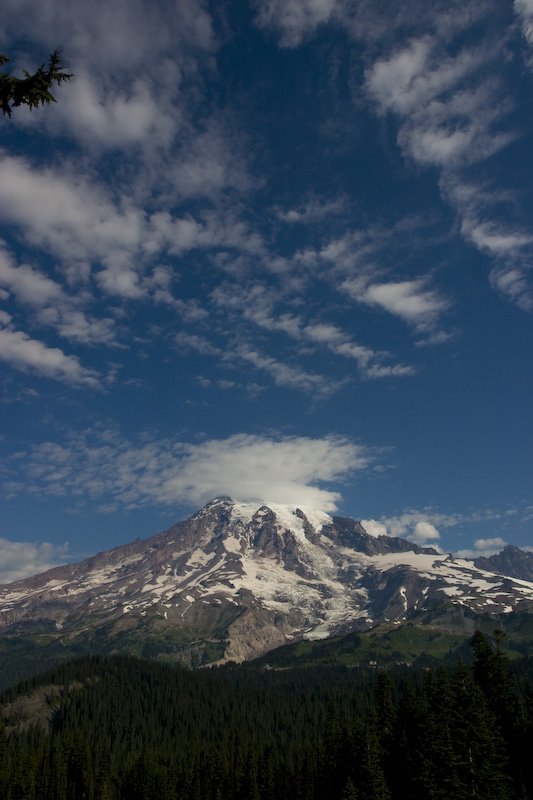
{"left": 1, "top": 635, "right": 533, "bottom": 800}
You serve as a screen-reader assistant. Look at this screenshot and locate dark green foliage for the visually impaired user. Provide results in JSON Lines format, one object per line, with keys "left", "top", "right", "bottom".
{"left": 342, "top": 778, "right": 358, "bottom": 800}
{"left": 1, "top": 635, "right": 532, "bottom": 800}
{"left": 0, "top": 51, "right": 72, "bottom": 116}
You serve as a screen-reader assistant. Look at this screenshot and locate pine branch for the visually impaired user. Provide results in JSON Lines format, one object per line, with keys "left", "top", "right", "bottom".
{"left": 0, "top": 50, "right": 73, "bottom": 117}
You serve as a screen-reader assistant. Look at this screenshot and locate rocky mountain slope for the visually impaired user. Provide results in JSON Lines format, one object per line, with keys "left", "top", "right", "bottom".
{"left": 1, "top": 498, "right": 532, "bottom": 673}
{"left": 474, "top": 545, "right": 533, "bottom": 582}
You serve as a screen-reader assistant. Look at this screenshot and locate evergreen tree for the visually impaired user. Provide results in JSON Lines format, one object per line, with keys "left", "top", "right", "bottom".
{"left": 471, "top": 629, "right": 525, "bottom": 796}
{"left": 389, "top": 683, "right": 425, "bottom": 799}
{"left": 374, "top": 673, "right": 396, "bottom": 792}
{"left": 353, "top": 708, "right": 391, "bottom": 800}
{"left": 342, "top": 777, "right": 358, "bottom": 800}
{"left": 450, "top": 661, "right": 510, "bottom": 800}
{"left": 471, "top": 630, "right": 516, "bottom": 727}
{"left": 63, "top": 730, "right": 91, "bottom": 800}
{"left": 1, "top": 51, "right": 72, "bottom": 116}
{"left": 421, "top": 668, "right": 462, "bottom": 800}
{"left": 0, "top": 723, "right": 7, "bottom": 799}
{"left": 321, "top": 700, "right": 345, "bottom": 799}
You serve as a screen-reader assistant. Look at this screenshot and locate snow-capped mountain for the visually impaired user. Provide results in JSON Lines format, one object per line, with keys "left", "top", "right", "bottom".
{"left": 1, "top": 498, "right": 532, "bottom": 665}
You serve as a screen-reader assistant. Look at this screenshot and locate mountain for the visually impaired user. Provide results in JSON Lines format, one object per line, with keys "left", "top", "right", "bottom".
{"left": 1, "top": 498, "right": 532, "bottom": 686}
{"left": 474, "top": 545, "right": 533, "bottom": 582}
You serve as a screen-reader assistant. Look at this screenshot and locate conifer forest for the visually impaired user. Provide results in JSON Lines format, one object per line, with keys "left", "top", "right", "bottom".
{"left": 1, "top": 632, "right": 532, "bottom": 800}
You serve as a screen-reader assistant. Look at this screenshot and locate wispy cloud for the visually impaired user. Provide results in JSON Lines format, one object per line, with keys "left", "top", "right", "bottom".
{"left": 233, "top": 345, "right": 337, "bottom": 397}
{"left": 275, "top": 195, "right": 347, "bottom": 224}
{"left": 442, "top": 175, "right": 533, "bottom": 310}
{"left": 361, "top": 22, "right": 532, "bottom": 309}
{"left": 0, "top": 538, "right": 71, "bottom": 584}
{"left": 341, "top": 276, "right": 450, "bottom": 334}
{"left": 212, "top": 281, "right": 417, "bottom": 379}
{"left": 174, "top": 332, "right": 221, "bottom": 356}
{"left": 306, "top": 223, "right": 454, "bottom": 342}
{"left": 256, "top": 1, "right": 533, "bottom": 311}
{"left": 0, "top": 155, "right": 146, "bottom": 293}
{"left": 0, "top": 243, "right": 120, "bottom": 346}
{"left": 515, "top": 0, "right": 533, "bottom": 55}
{"left": 364, "top": 36, "right": 513, "bottom": 167}
{"left": 6, "top": 427, "right": 373, "bottom": 512}
{"left": 253, "top": 0, "right": 341, "bottom": 48}
{"left": 0, "top": 170, "right": 249, "bottom": 310}
{"left": 0, "top": 311, "right": 102, "bottom": 388}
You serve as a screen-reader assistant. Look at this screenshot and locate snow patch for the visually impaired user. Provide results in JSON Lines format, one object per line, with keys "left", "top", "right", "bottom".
{"left": 224, "top": 536, "right": 242, "bottom": 554}
{"left": 188, "top": 549, "right": 215, "bottom": 566}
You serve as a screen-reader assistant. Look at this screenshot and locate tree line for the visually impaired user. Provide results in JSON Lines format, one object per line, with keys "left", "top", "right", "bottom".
{"left": 1, "top": 631, "right": 532, "bottom": 800}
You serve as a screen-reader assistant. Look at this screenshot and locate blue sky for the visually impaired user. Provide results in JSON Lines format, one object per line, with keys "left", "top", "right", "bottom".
{"left": 1, "top": 0, "right": 532, "bottom": 583}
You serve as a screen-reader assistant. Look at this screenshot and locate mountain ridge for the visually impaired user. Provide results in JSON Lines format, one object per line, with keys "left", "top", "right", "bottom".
{"left": 1, "top": 497, "right": 532, "bottom": 684}
{"left": 474, "top": 545, "right": 533, "bottom": 582}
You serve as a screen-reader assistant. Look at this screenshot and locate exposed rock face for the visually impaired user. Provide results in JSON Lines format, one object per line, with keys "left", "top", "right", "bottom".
{"left": 474, "top": 545, "right": 533, "bottom": 583}
{"left": 1, "top": 498, "right": 532, "bottom": 664}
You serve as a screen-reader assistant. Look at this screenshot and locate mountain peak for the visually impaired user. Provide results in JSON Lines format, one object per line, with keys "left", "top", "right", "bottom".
{"left": 193, "top": 496, "right": 335, "bottom": 534}
{"left": 1, "top": 501, "right": 532, "bottom": 672}
{"left": 474, "top": 545, "right": 533, "bottom": 582}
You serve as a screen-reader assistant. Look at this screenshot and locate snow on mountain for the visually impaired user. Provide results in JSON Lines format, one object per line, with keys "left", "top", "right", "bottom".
{"left": 1, "top": 497, "right": 532, "bottom": 663}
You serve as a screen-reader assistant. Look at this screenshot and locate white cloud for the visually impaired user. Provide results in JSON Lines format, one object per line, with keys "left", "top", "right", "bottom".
{"left": 7, "top": 429, "right": 373, "bottom": 513}
{"left": 0, "top": 243, "right": 119, "bottom": 346}
{"left": 0, "top": 155, "right": 145, "bottom": 290}
{"left": 364, "top": 363, "right": 417, "bottom": 378}
{"left": 170, "top": 121, "right": 257, "bottom": 199}
{"left": 360, "top": 21, "right": 533, "bottom": 310}
{"left": 0, "top": 539, "right": 71, "bottom": 584}
{"left": 174, "top": 332, "right": 220, "bottom": 356}
{"left": 275, "top": 196, "right": 347, "bottom": 224}
{"left": 234, "top": 345, "right": 336, "bottom": 397}
{"left": 361, "top": 506, "right": 528, "bottom": 554}
{"left": 474, "top": 537, "right": 507, "bottom": 550}
{"left": 410, "top": 520, "right": 441, "bottom": 544}
{"left": 163, "top": 434, "right": 369, "bottom": 510}
{"left": 515, "top": 0, "right": 533, "bottom": 49}
{"left": 362, "top": 511, "right": 442, "bottom": 546}
{"left": 342, "top": 276, "right": 449, "bottom": 332}
{"left": 0, "top": 155, "right": 260, "bottom": 307}
{"left": 53, "top": 72, "right": 178, "bottom": 150}
{"left": 0, "top": 314, "right": 102, "bottom": 387}
{"left": 3, "top": 0, "right": 214, "bottom": 59}
{"left": 455, "top": 536, "right": 507, "bottom": 559}
{"left": 253, "top": 0, "right": 341, "bottom": 47}
{"left": 254, "top": 0, "right": 495, "bottom": 52}
{"left": 415, "top": 329, "right": 457, "bottom": 347}
{"left": 0, "top": 244, "right": 63, "bottom": 307}
{"left": 443, "top": 175, "right": 533, "bottom": 310}
{"left": 213, "top": 282, "right": 417, "bottom": 380}
{"left": 364, "top": 34, "right": 511, "bottom": 168}
{"left": 360, "top": 519, "right": 388, "bottom": 538}
{"left": 47, "top": 310, "right": 118, "bottom": 346}
{"left": 365, "top": 37, "right": 480, "bottom": 118}
{"left": 151, "top": 209, "right": 264, "bottom": 259}
{"left": 308, "top": 223, "right": 455, "bottom": 339}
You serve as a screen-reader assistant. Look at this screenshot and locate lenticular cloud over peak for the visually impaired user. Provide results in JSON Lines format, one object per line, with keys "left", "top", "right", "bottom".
{"left": 166, "top": 434, "right": 370, "bottom": 511}
{"left": 6, "top": 431, "right": 371, "bottom": 514}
